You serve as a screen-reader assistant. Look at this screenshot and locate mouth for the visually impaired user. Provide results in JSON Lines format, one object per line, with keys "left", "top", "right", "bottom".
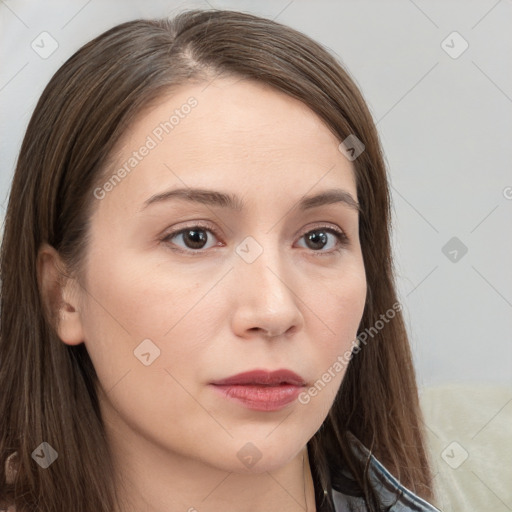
{"left": 209, "top": 369, "right": 307, "bottom": 412}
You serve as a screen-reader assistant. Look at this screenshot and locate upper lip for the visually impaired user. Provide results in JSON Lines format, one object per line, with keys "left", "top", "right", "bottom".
{"left": 211, "top": 369, "right": 306, "bottom": 386}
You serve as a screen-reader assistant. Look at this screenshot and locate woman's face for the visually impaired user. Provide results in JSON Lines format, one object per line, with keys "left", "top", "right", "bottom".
{"left": 69, "top": 76, "right": 367, "bottom": 474}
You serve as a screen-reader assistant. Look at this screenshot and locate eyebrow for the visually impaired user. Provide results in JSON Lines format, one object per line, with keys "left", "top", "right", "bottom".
{"left": 141, "top": 187, "right": 361, "bottom": 213}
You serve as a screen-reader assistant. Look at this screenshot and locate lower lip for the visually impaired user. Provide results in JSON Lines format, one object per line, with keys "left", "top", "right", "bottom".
{"left": 210, "top": 384, "right": 303, "bottom": 411}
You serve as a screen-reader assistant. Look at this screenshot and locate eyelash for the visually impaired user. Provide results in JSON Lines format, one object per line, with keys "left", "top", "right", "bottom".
{"left": 160, "top": 222, "right": 350, "bottom": 257}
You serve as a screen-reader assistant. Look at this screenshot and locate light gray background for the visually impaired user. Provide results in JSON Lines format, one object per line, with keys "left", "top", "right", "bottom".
{"left": 1, "top": 0, "right": 511, "bottom": 390}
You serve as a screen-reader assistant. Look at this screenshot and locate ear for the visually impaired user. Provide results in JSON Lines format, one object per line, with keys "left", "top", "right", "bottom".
{"left": 37, "top": 242, "right": 84, "bottom": 346}
{"left": 4, "top": 451, "right": 18, "bottom": 484}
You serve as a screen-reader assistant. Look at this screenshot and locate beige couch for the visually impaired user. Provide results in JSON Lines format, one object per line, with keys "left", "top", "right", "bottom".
{"left": 420, "top": 385, "right": 512, "bottom": 512}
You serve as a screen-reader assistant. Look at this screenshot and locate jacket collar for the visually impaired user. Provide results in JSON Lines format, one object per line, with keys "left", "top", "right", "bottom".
{"left": 328, "top": 432, "right": 441, "bottom": 512}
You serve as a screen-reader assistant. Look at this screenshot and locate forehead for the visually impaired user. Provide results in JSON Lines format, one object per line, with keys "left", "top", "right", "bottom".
{"left": 96, "top": 76, "right": 358, "bottom": 217}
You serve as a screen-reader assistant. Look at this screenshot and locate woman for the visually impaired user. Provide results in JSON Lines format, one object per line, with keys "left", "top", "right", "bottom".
{"left": 0, "top": 9, "right": 441, "bottom": 512}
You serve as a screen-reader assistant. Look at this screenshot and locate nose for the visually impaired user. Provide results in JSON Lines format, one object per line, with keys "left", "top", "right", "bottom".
{"left": 229, "top": 242, "right": 305, "bottom": 340}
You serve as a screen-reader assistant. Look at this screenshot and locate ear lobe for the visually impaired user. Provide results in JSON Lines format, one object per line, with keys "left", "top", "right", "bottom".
{"left": 37, "top": 243, "right": 84, "bottom": 346}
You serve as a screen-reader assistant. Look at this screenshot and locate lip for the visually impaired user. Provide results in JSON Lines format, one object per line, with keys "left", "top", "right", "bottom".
{"left": 210, "top": 369, "right": 306, "bottom": 386}
{"left": 209, "top": 369, "right": 307, "bottom": 412}
{"left": 210, "top": 384, "right": 303, "bottom": 411}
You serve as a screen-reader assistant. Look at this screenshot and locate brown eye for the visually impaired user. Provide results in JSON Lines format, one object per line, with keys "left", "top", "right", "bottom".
{"left": 173, "top": 228, "right": 209, "bottom": 249}
{"left": 296, "top": 227, "right": 349, "bottom": 256}
{"left": 162, "top": 224, "right": 220, "bottom": 253}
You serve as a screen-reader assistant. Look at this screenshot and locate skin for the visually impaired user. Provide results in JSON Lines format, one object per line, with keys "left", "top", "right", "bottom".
{"left": 38, "top": 76, "right": 367, "bottom": 512}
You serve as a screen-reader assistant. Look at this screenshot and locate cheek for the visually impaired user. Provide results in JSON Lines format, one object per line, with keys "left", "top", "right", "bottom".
{"left": 336, "top": 260, "right": 367, "bottom": 327}
{"left": 302, "top": 265, "right": 366, "bottom": 403}
{"left": 79, "top": 248, "right": 227, "bottom": 421}
{"left": 81, "top": 241, "right": 208, "bottom": 342}
{"left": 79, "top": 258, "right": 212, "bottom": 445}
{"left": 313, "top": 261, "right": 367, "bottom": 341}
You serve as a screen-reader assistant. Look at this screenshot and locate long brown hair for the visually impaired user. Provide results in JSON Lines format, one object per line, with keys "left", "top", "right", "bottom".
{"left": 0, "top": 9, "right": 434, "bottom": 511}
